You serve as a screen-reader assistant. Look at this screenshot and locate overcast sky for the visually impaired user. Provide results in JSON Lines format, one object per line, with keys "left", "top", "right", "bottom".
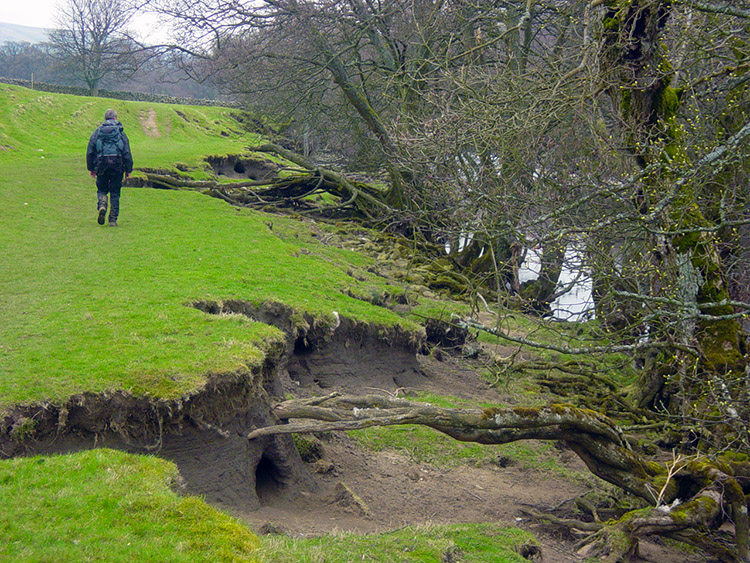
{"left": 1, "top": 0, "right": 60, "bottom": 29}
{"left": 0, "top": 1, "right": 167, "bottom": 42}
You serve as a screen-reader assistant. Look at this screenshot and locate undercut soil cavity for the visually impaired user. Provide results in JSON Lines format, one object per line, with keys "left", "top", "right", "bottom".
{"left": 205, "top": 155, "right": 280, "bottom": 181}
{"left": 0, "top": 301, "right": 425, "bottom": 512}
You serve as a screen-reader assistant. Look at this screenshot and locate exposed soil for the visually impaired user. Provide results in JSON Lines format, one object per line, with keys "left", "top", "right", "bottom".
{"left": 205, "top": 154, "right": 281, "bottom": 181}
{"left": 228, "top": 350, "right": 707, "bottom": 562}
{"left": 1, "top": 301, "right": 709, "bottom": 562}
{"left": 139, "top": 108, "right": 161, "bottom": 137}
{"left": 240, "top": 352, "right": 585, "bottom": 550}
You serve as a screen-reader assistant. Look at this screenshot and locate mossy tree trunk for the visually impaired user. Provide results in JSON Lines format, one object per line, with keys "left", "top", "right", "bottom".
{"left": 599, "top": 0, "right": 747, "bottom": 413}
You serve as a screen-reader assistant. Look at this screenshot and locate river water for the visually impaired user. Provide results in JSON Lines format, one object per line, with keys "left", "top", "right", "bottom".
{"left": 518, "top": 247, "right": 595, "bottom": 322}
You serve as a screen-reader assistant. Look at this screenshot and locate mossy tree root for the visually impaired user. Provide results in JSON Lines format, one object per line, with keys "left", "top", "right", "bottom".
{"left": 251, "top": 143, "right": 394, "bottom": 219}
{"left": 142, "top": 172, "right": 271, "bottom": 191}
{"left": 142, "top": 144, "right": 395, "bottom": 219}
{"left": 247, "top": 392, "right": 750, "bottom": 561}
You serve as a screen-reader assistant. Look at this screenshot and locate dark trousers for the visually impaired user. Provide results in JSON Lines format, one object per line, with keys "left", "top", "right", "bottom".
{"left": 96, "top": 168, "right": 123, "bottom": 222}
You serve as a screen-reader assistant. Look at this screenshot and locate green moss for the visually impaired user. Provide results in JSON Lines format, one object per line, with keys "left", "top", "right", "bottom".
{"left": 620, "top": 89, "right": 632, "bottom": 116}
{"left": 719, "top": 451, "right": 749, "bottom": 463}
{"left": 668, "top": 204, "right": 745, "bottom": 374}
{"left": 668, "top": 494, "right": 720, "bottom": 524}
{"left": 700, "top": 325, "right": 745, "bottom": 374}
{"left": 482, "top": 407, "right": 502, "bottom": 420}
{"left": 549, "top": 403, "right": 601, "bottom": 419}
{"left": 512, "top": 406, "right": 542, "bottom": 418}
{"left": 610, "top": 507, "right": 653, "bottom": 525}
{"left": 656, "top": 86, "right": 680, "bottom": 117}
{"left": 653, "top": 84, "right": 685, "bottom": 162}
{"left": 603, "top": 17, "right": 620, "bottom": 31}
{"left": 292, "top": 434, "right": 324, "bottom": 463}
{"left": 644, "top": 460, "right": 666, "bottom": 476}
{"left": 428, "top": 274, "right": 467, "bottom": 294}
{"left": 687, "top": 458, "right": 732, "bottom": 481}
{"left": 672, "top": 231, "right": 701, "bottom": 254}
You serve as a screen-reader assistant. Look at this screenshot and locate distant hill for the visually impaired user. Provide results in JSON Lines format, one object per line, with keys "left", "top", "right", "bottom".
{"left": 0, "top": 22, "right": 50, "bottom": 44}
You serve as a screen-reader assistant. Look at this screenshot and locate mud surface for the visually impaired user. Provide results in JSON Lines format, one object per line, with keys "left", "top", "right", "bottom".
{"left": 139, "top": 108, "right": 160, "bottom": 137}
{"left": 234, "top": 348, "right": 706, "bottom": 563}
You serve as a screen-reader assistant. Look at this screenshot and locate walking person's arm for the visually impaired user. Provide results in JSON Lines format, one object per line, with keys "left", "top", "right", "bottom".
{"left": 86, "top": 129, "right": 99, "bottom": 177}
{"left": 121, "top": 131, "right": 133, "bottom": 179}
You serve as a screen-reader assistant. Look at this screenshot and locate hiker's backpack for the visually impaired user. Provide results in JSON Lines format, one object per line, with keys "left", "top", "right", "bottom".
{"left": 95, "top": 122, "right": 124, "bottom": 172}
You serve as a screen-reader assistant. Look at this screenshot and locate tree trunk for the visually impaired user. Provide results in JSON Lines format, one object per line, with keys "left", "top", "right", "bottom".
{"left": 599, "top": 0, "right": 747, "bottom": 411}
{"left": 88, "top": 78, "right": 100, "bottom": 97}
{"left": 306, "top": 24, "right": 409, "bottom": 207}
{"left": 519, "top": 241, "right": 565, "bottom": 315}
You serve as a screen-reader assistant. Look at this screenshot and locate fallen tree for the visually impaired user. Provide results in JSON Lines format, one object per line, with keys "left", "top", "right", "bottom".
{"left": 140, "top": 143, "right": 394, "bottom": 220}
{"left": 248, "top": 392, "right": 750, "bottom": 562}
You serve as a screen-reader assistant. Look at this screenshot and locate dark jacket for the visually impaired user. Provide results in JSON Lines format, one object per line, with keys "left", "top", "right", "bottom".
{"left": 86, "top": 119, "right": 134, "bottom": 174}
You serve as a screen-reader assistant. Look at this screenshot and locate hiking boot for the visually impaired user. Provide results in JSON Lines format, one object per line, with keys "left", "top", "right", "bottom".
{"left": 109, "top": 220, "right": 117, "bottom": 227}
{"left": 97, "top": 194, "right": 108, "bottom": 225}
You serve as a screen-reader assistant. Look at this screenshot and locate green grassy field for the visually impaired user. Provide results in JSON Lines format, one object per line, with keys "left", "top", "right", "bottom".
{"left": 0, "top": 448, "right": 539, "bottom": 562}
{"left": 255, "top": 523, "right": 538, "bottom": 562}
{"left": 0, "top": 85, "right": 549, "bottom": 562}
{"left": 0, "top": 84, "right": 419, "bottom": 408}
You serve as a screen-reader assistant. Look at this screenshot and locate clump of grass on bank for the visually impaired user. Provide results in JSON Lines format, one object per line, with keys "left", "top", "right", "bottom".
{"left": 0, "top": 84, "right": 418, "bottom": 409}
{"left": 256, "top": 523, "right": 537, "bottom": 562}
{"left": 0, "top": 449, "right": 260, "bottom": 562}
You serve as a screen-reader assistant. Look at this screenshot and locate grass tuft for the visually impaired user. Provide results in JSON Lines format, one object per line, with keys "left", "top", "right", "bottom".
{"left": 0, "top": 449, "right": 260, "bottom": 562}
{"left": 255, "top": 522, "right": 537, "bottom": 562}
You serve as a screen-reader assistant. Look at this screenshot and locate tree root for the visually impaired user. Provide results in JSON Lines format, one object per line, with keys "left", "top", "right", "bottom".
{"left": 142, "top": 172, "right": 271, "bottom": 191}
{"left": 140, "top": 143, "right": 397, "bottom": 220}
{"left": 574, "top": 525, "right": 638, "bottom": 563}
{"left": 520, "top": 507, "right": 603, "bottom": 532}
{"left": 251, "top": 143, "right": 394, "bottom": 219}
{"left": 247, "top": 392, "right": 750, "bottom": 561}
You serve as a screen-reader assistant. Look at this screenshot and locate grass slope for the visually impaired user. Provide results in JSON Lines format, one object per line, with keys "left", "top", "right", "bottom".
{"left": 0, "top": 84, "right": 414, "bottom": 408}
{"left": 0, "top": 451, "right": 536, "bottom": 563}
{"left": 0, "top": 85, "right": 254, "bottom": 167}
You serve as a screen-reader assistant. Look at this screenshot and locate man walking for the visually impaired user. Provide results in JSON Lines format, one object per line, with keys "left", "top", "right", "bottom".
{"left": 86, "top": 109, "right": 133, "bottom": 227}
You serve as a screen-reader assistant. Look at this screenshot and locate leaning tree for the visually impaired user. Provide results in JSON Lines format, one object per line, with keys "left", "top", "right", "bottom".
{"left": 388, "top": 0, "right": 750, "bottom": 428}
